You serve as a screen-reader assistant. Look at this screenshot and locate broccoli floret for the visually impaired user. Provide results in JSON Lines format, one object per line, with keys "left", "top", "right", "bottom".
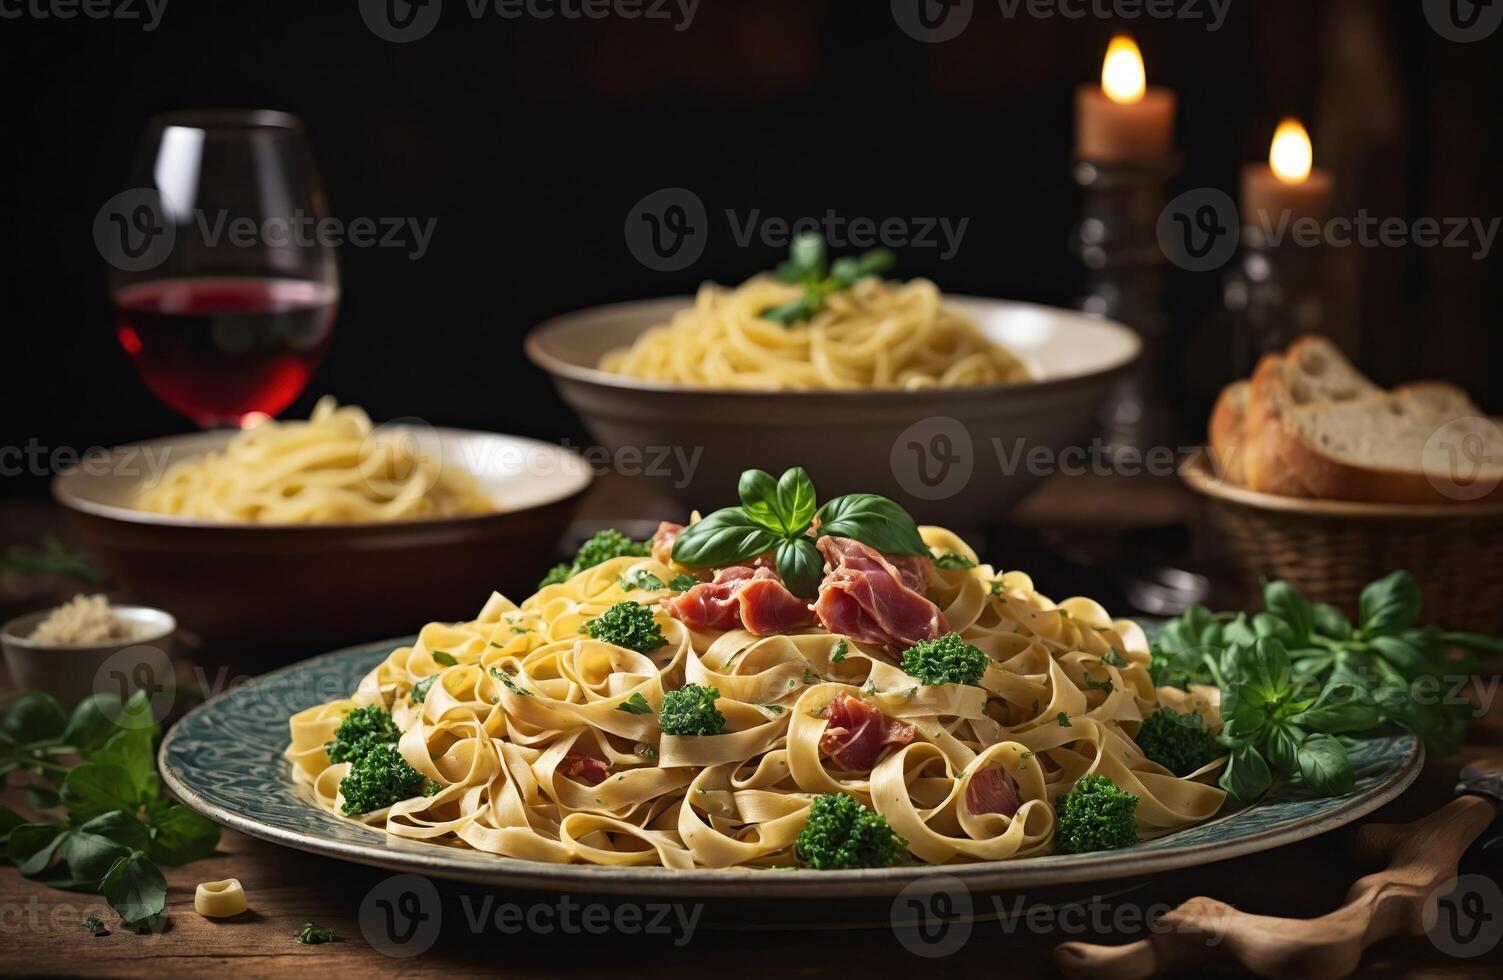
{"left": 338, "top": 742, "right": 440, "bottom": 815}
{"left": 1136, "top": 709, "right": 1218, "bottom": 777}
{"left": 901, "top": 632, "right": 990, "bottom": 687}
{"left": 586, "top": 601, "right": 667, "bottom": 653}
{"left": 325, "top": 705, "right": 402, "bottom": 764}
{"left": 411, "top": 675, "right": 438, "bottom": 704}
{"left": 794, "top": 793, "right": 908, "bottom": 869}
{"left": 658, "top": 684, "right": 726, "bottom": 736}
{"left": 1055, "top": 774, "right": 1138, "bottom": 854}
{"left": 541, "top": 529, "right": 649, "bottom": 588}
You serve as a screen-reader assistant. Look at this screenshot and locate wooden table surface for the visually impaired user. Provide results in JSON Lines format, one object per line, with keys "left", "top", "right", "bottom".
{"left": 3, "top": 473, "right": 1501, "bottom": 978}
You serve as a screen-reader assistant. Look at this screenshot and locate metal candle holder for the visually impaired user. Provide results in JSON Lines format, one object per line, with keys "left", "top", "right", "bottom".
{"left": 1223, "top": 223, "right": 1328, "bottom": 377}
{"left": 1071, "top": 155, "right": 1183, "bottom": 458}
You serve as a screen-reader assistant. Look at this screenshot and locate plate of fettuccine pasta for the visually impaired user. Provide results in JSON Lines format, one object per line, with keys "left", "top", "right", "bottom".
{"left": 159, "top": 466, "right": 1421, "bottom": 897}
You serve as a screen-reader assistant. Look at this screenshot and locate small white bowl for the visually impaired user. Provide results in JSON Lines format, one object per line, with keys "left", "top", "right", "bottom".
{"left": 1, "top": 605, "right": 176, "bottom": 707}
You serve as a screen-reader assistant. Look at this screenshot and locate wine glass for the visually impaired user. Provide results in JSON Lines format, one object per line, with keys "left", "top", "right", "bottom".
{"left": 103, "top": 110, "right": 339, "bottom": 428}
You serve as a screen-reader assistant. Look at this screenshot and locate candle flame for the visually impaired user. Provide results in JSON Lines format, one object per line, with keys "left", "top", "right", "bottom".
{"left": 1269, "top": 118, "right": 1313, "bottom": 184}
{"left": 1101, "top": 35, "right": 1146, "bottom": 105}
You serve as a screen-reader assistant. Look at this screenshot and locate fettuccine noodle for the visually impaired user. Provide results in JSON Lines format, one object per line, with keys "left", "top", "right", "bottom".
{"left": 137, "top": 398, "right": 493, "bottom": 523}
{"left": 599, "top": 276, "right": 1032, "bottom": 390}
{"left": 287, "top": 527, "right": 1226, "bottom": 868}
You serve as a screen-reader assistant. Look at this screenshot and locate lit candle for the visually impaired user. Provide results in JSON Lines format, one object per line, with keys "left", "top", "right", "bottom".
{"left": 1074, "top": 36, "right": 1177, "bottom": 164}
{"left": 1241, "top": 119, "right": 1333, "bottom": 231}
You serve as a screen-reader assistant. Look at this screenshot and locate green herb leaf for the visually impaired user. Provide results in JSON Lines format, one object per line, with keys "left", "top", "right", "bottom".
{"left": 776, "top": 536, "right": 824, "bottom": 599}
{"left": 932, "top": 552, "right": 976, "bottom": 570}
{"left": 7, "top": 823, "right": 68, "bottom": 876}
{"left": 670, "top": 508, "right": 780, "bottom": 569}
{"left": 1358, "top": 571, "right": 1421, "bottom": 634}
{"left": 431, "top": 651, "right": 458, "bottom": 667}
{"left": 1296, "top": 734, "right": 1355, "bottom": 795}
{"left": 61, "top": 694, "right": 125, "bottom": 754}
{"left": 3, "top": 690, "right": 68, "bottom": 743}
{"left": 1263, "top": 580, "right": 1314, "bottom": 645}
{"left": 1219, "top": 744, "right": 1272, "bottom": 802}
{"left": 146, "top": 804, "right": 220, "bottom": 866}
{"left": 61, "top": 764, "right": 141, "bottom": 824}
{"left": 815, "top": 493, "right": 929, "bottom": 557}
{"left": 616, "top": 693, "right": 655, "bottom": 716}
{"left": 100, "top": 850, "right": 166, "bottom": 928}
{"left": 1312, "top": 603, "right": 1354, "bottom": 640}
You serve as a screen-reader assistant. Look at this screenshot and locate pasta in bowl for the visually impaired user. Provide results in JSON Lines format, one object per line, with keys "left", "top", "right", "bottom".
{"left": 526, "top": 242, "right": 1139, "bottom": 525}
{"left": 287, "top": 468, "right": 1227, "bottom": 870}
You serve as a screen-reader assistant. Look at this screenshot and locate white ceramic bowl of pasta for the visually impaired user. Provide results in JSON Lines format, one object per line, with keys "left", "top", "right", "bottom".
{"left": 51, "top": 427, "right": 592, "bottom": 658}
{"left": 527, "top": 296, "right": 1139, "bottom": 526}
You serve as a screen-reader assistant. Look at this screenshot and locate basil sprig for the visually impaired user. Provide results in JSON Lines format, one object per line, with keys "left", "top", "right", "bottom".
{"left": 761, "top": 234, "right": 896, "bottom": 327}
{"left": 1150, "top": 570, "right": 1501, "bottom": 803}
{"left": 670, "top": 467, "right": 927, "bottom": 598}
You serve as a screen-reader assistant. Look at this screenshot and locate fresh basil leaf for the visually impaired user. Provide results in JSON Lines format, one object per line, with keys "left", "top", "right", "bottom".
{"left": 1219, "top": 744, "right": 1272, "bottom": 802}
{"left": 1263, "top": 580, "right": 1314, "bottom": 644}
{"left": 829, "top": 248, "right": 895, "bottom": 286}
{"left": 616, "top": 692, "right": 654, "bottom": 716}
{"left": 100, "top": 851, "right": 167, "bottom": 928}
{"left": 1223, "top": 614, "right": 1257, "bottom": 648}
{"left": 1297, "top": 734, "right": 1355, "bottom": 795}
{"left": 670, "top": 508, "right": 780, "bottom": 568}
{"left": 8, "top": 823, "right": 67, "bottom": 875}
{"left": 1312, "top": 603, "right": 1354, "bottom": 641}
{"left": 431, "top": 651, "right": 457, "bottom": 667}
{"left": 1291, "top": 697, "right": 1382, "bottom": 735}
{"left": 761, "top": 293, "right": 821, "bottom": 327}
{"left": 1217, "top": 688, "right": 1268, "bottom": 744}
{"left": 737, "top": 469, "right": 785, "bottom": 533}
{"left": 775, "top": 467, "right": 817, "bottom": 536}
{"left": 62, "top": 694, "right": 124, "bottom": 753}
{"left": 1358, "top": 570, "right": 1421, "bottom": 634}
{"left": 25, "top": 786, "right": 61, "bottom": 810}
{"left": 146, "top": 804, "right": 219, "bottom": 866}
{"left": 1370, "top": 635, "right": 1430, "bottom": 680}
{"left": 1252, "top": 612, "right": 1296, "bottom": 645}
{"left": 92, "top": 727, "right": 159, "bottom": 804}
{"left": 776, "top": 537, "right": 824, "bottom": 599}
{"left": 57, "top": 829, "right": 133, "bottom": 890}
{"left": 815, "top": 493, "right": 928, "bottom": 556}
{"left": 1290, "top": 651, "right": 1334, "bottom": 680}
{"left": 81, "top": 810, "right": 152, "bottom": 853}
{"left": 60, "top": 763, "right": 141, "bottom": 823}
{"left": 1249, "top": 638, "right": 1293, "bottom": 704}
{"left": 1264, "top": 723, "right": 1303, "bottom": 776}
{"left": 3, "top": 690, "right": 68, "bottom": 743}
{"left": 774, "top": 233, "right": 826, "bottom": 284}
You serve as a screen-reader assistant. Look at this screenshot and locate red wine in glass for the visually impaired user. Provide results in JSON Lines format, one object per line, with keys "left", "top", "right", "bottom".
{"left": 109, "top": 110, "right": 339, "bottom": 427}
{"left": 114, "top": 277, "right": 338, "bottom": 428}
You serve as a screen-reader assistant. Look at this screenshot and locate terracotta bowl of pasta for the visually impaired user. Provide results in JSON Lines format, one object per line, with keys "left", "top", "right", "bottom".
{"left": 51, "top": 404, "right": 592, "bottom": 658}
{"left": 526, "top": 283, "right": 1139, "bottom": 527}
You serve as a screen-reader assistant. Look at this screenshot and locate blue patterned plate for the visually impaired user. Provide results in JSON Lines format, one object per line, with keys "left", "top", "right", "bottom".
{"left": 159, "top": 638, "right": 1423, "bottom": 897}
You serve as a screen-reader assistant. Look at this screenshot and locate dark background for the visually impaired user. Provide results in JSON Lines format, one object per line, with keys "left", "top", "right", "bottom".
{"left": 3, "top": 0, "right": 1500, "bottom": 498}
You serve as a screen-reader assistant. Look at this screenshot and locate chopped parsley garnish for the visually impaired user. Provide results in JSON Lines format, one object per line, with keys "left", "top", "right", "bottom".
{"left": 1057, "top": 712, "right": 1073, "bottom": 727}
{"left": 658, "top": 684, "right": 726, "bottom": 736}
{"left": 617, "top": 692, "right": 654, "bottom": 715}
{"left": 337, "top": 743, "right": 440, "bottom": 816}
{"left": 489, "top": 667, "right": 535, "bottom": 697}
{"left": 831, "top": 640, "right": 849, "bottom": 663}
{"left": 794, "top": 793, "right": 907, "bottom": 869}
{"left": 82, "top": 915, "right": 109, "bottom": 937}
{"left": 431, "top": 650, "right": 457, "bottom": 666}
{"left": 933, "top": 552, "right": 977, "bottom": 569}
{"left": 541, "top": 529, "right": 650, "bottom": 588}
{"left": 411, "top": 675, "right": 438, "bottom": 704}
{"left": 296, "top": 922, "right": 339, "bottom": 945}
{"left": 901, "top": 632, "right": 990, "bottom": 687}
{"left": 585, "top": 601, "right": 667, "bottom": 653}
{"left": 325, "top": 706, "right": 401, "bottom": 765}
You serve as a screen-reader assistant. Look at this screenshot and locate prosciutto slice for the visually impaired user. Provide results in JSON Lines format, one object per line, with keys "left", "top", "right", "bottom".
{"left": 965, "top": 765, "right": 1022, "bottom": 817}
{"left": 650, "top": 521, "right": 684, "bottom": 566}
{"left": 813, "top": 537, "right": 946, "bottom": 651}
{"left": 818, "top": 692, "right": 916, "bottom": 772}
{"left": 560, "top": 751, "right": 610, "bottom": 786}
{"left": 666, "top": 566, "right": 816, "bottom": 636}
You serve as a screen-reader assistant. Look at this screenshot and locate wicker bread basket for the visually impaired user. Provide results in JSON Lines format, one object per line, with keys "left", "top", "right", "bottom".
{"left": 1180, "top": 453, "right": 1503, "bottom": 634}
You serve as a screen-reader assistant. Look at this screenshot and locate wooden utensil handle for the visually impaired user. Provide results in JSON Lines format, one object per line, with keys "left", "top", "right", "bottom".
{"left": 1054, "top": 795, "right": 1497, "bottom": 980}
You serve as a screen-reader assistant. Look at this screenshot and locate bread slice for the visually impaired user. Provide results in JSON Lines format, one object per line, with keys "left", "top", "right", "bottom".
{"left": 1277, "top": 384, "right": 1503, "bottom": 504}
{"left": 1209, "top": 380, "right": 1249, "bottom": 486}
{"left": 1242, "top": 337, "right": 1380, "bottom": 496}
